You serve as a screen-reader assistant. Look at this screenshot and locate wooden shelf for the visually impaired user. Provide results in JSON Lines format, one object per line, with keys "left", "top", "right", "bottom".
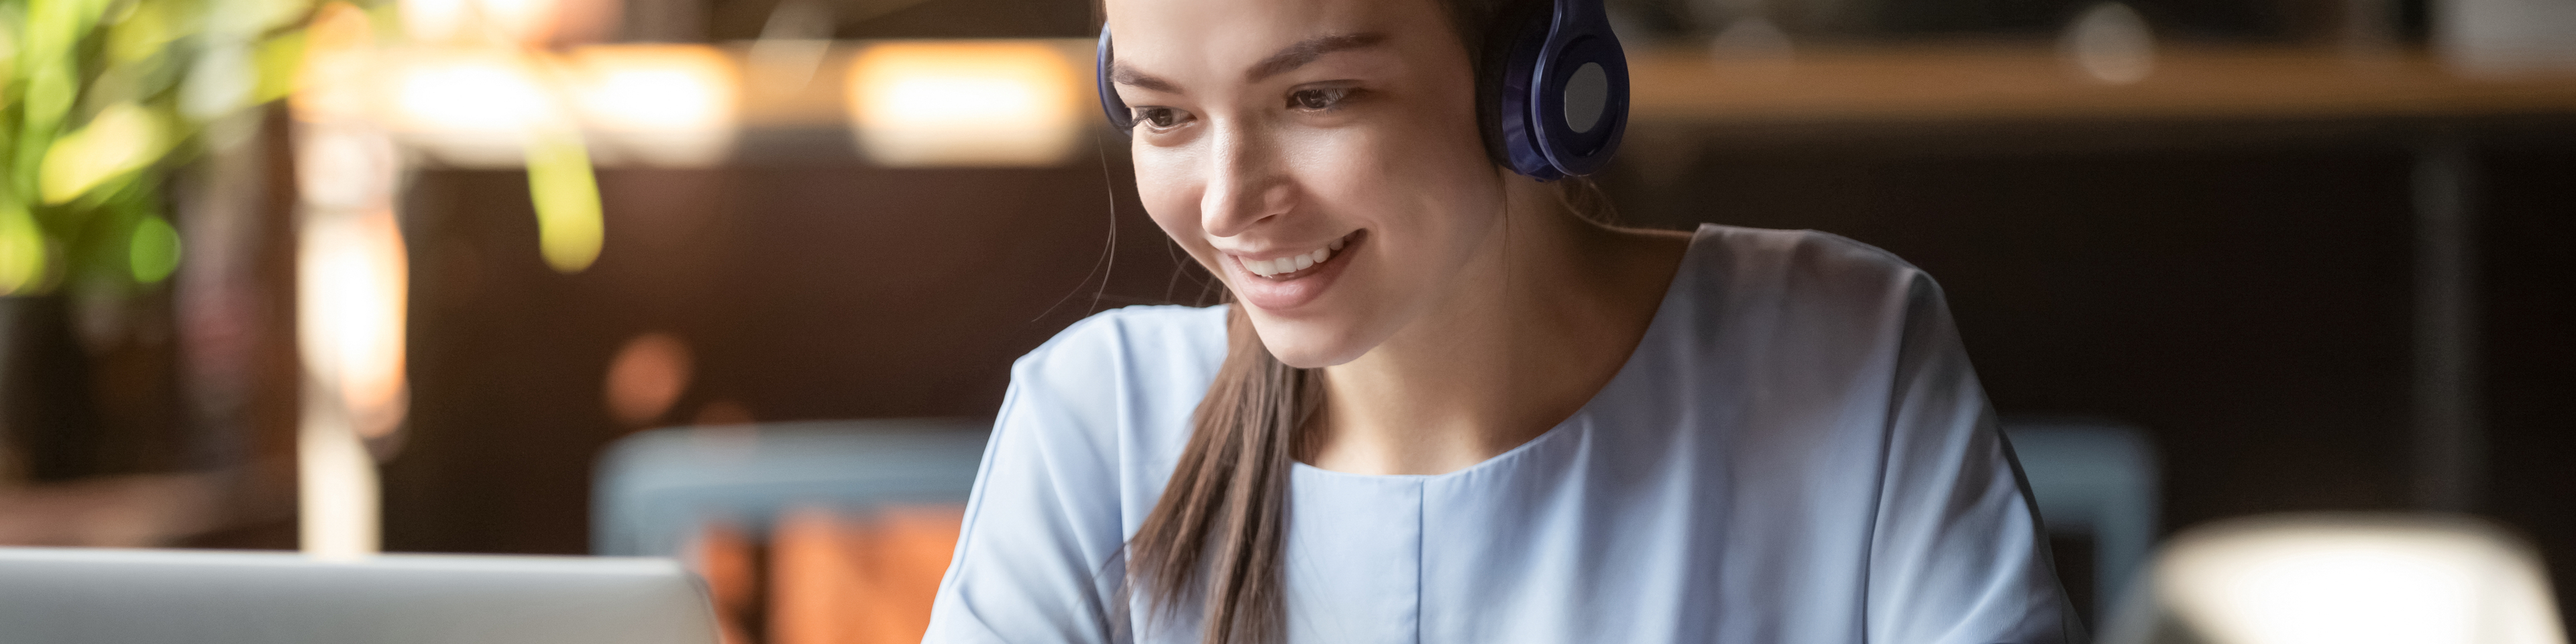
{"left": 1627, "top": 44, "right": 2576, "bottom": 125}
{"left": 726, "top": 40, "right": 2576, "bottom": 131}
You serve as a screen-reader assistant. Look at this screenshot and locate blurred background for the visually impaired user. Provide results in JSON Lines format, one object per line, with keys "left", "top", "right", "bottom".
{"left": 0, "top": 0, "right": 2570, "bottom": 640}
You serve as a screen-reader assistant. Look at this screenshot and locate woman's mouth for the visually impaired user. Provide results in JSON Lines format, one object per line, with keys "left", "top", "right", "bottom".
{"left": 1226, "top": 230, "right": 1362, "bottom": 312}
{"left": 1234, "top": 232, "right": 1352, "bottom": 280}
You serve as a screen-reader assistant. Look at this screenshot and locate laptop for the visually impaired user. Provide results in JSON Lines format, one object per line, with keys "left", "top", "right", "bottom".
{"left": 0, "top": 547, "right": 721, "bottom": 644}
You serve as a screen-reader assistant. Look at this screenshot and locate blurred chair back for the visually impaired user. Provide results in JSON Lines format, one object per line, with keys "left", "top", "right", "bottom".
{"left": 592, "top": 417, "right": 991, "bottom": 557}
{"left": 2003, "top": 418, "right": 2161, "bottom": 624}
{"left": 594, "top": 417, "right": 991, "bottom": 644}
{"left": 2100, "top": 513, "right": 2567, "bottom": 644}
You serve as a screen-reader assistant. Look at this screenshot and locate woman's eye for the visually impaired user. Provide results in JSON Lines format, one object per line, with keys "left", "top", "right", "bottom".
{"left": 1289, "top": 87, "right": 1352, "bottom": 111}
{"left": 1132, "top": 107, "right": 1189, "bottom": 129}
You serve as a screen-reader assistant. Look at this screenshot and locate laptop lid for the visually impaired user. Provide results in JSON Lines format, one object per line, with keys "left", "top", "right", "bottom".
{"left": 0, "top": 547, "right": 721, "bottom": 644}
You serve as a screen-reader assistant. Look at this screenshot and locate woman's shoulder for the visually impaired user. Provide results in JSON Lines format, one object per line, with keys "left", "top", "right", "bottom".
{"left": 1011, "top": 304, "right": 1228, "bottom": 394}
{"left": 1678, "top": 223, "right": 1942, "bottom": 316}
{"left": 1689, "top": 224, "right": 1925, "bottom": 280}
{"left": 998, "top": 305, "right": 1226, "bottom": 461}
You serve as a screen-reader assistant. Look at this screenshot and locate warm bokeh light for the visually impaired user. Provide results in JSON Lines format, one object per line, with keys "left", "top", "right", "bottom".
{"left": 568, "top": 45, "right": 740, "bottom": 167}
{"left": 295, "top": 208, "right": 409, "bottom": 560}
{"left": 290, "top": 3, "right": 382, "bottom": 124}
{"left": 384, "top": 44, "right": 738, "bottom": 171}
{"left": 299, "top": 209, "right": 411, "bottom": 437}
{"left": 297, "top": 400, "right": 380, "bottom": 561}
{"left": 288, "top": 7, "right": 414, "bottom": 557}
{"left": 388, "top": 48, "right": 555, "bottom": 166}
{"left": 845, "top": 41, "right": 1084, "bottom": 167}
{"left": 2151, "top": 515, "right": 2567, "bottom": 644}
{"left": 467, "top": 0, "right": 555, "bottom": 42}
{"left": 605, "top": 332, "right": 694, "bottom": 425}
{"left": 399, "top": 0, "right": 614, "bottom": 45}
{"left": 294, "top": 125, "right": 402, "bottom": 212}
{"left": 398, "top": 0, "right": 474, "bottom": 44}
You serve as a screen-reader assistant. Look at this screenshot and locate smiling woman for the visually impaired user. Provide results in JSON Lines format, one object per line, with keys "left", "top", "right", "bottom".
{"left": 919, "top": 0, "right": 2081, "bottom": 641}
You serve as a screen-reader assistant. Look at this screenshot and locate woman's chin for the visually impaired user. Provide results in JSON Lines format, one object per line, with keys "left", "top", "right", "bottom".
{"left": 1272, "top": 350, "right": 1356, "bottom": 370}
{"left": 1247, "top": 318, "right": 1373, "bottom": 369}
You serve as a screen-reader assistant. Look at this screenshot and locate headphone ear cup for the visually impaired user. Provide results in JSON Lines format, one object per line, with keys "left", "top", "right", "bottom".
{"left": 1494, "top": 0, "right": 1628, "bottom": 180}
{"left": 1529, "top": 31, "right": 1627, "bottom": 176}
{"left": 1483, "top": 0, "right": 1617, "bottom": 178}
{"left": 1097, "top": 25, "right": 1134, "bottom": 133}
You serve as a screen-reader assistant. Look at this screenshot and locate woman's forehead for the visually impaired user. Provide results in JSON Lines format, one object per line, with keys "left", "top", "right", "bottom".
{"left": 1106, "top": 0, "right": 1442, "bottom": 78}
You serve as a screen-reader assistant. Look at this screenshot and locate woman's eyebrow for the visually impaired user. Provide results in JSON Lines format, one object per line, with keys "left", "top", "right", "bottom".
{"left": 1244, "top": 32, "right": 1388, "bottom": 83}
{"left": 1110, "top": 32, "right": 1389, "bottom": 95}
{"left": 1112, "top": 66, "right": 1182, "bottom": 94}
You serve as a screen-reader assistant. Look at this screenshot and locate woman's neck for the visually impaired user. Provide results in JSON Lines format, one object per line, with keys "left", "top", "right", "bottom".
{"left": 1305, "top": 176, "right": 1690, "bottom": 476}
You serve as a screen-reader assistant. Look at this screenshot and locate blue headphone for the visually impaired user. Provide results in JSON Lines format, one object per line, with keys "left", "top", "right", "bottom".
{"left": 1093, "top": 0, "right": 1629, "bottom": 181}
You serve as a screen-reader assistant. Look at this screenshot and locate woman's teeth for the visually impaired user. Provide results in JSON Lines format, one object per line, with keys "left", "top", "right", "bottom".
{"left": 1242, "top": 236, "right": 1348, "bottom": 278}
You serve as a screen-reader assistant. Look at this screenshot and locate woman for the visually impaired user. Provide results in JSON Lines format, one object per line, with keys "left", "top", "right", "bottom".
{"left": 922, "top": 0, "right": 2078, "bottom": 639}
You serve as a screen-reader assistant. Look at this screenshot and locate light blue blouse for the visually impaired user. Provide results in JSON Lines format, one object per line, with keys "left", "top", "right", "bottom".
{"left": 924, "top": 225, "right": 2079, "bottom": 644}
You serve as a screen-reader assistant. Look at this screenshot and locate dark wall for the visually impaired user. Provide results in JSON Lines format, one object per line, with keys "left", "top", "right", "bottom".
{"left": 2480, "top": 148, "right": 2576, "bottom": 617}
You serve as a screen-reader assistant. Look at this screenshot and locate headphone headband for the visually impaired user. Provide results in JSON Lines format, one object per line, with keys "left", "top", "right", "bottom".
{"left": 1096, "top": 27, "right": 1134, "bottom": 133}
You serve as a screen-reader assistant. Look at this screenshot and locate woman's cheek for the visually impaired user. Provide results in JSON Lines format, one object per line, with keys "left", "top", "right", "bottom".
{"left": 1132, "top": 150, "right": 1197, "bottom": 232}
{"left": 1130, "top": 148, "right": 1230, "bottom": 278}
{"left": 1281, "top": 128, "right": 1379, "bottom": 215}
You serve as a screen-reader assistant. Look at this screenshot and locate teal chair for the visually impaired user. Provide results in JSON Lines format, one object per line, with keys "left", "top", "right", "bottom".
{"left": 591, "top": 417, "right": 991, "bottom": 557}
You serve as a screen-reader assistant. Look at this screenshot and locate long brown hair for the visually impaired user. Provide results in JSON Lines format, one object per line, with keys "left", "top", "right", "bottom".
{"left": 1124, "top": 304, "right": 1316, "bottom": 642}
{"left": 1118, "top": 1, "right": 1564, "bottom": 642}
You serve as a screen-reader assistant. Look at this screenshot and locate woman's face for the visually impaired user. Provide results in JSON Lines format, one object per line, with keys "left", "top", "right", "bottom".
{"left": 1107, "top": 0, "right": 1505, "bottom": 368}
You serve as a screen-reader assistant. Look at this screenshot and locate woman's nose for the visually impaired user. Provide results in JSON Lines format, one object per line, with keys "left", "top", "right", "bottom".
{"left": 1198, "top": 122, "right": 1293, "bottom": 239}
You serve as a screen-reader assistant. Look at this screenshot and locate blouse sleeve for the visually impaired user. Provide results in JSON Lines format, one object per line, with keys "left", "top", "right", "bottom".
{"left": 922, "top": 322, "right": 1135, "bottom": 644}
{"left": 1864, "top": 274, "right": 2084, "bottom": 644}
